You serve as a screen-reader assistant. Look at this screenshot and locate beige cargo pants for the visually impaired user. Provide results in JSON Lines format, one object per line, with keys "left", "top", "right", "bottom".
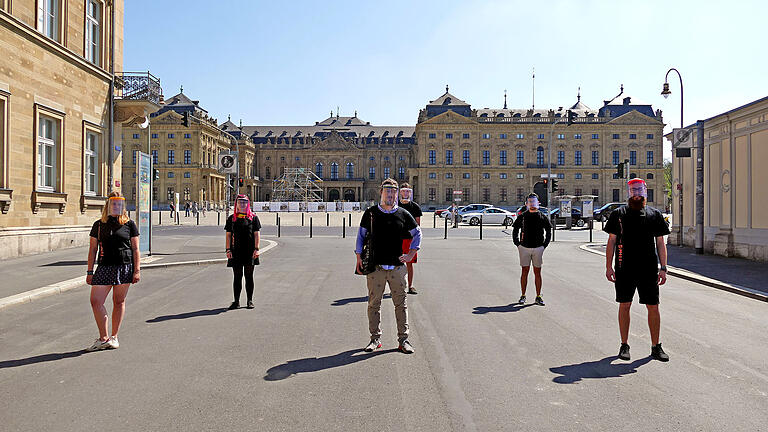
{"left": 366, "top": 265, "right": 409, "bottom": 342}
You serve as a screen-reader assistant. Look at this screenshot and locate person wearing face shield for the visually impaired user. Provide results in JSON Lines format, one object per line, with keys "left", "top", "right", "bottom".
{"left": 85, "top": 191, "right": 141, "bottom": 351}
{"left": 604, "top": 178, "right": 671, "bottom": 362}
{"left": 512, "top": 193, "right": 552, "bottom": 306}
{"left": 397, "top": 183, "right": 423, "bottom": 294}
{"left": 355, "top": 178, "right": 422, "bottom": 354}
{"left": 225, "top": 195, "right": 262, "bottom": 310}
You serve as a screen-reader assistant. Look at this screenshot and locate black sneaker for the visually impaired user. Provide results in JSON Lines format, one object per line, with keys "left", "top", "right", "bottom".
{"left": 227, "top": 301, "right": 239, "bottom": 310}
{"left": 618, "top": 343, "right": 630, "bottom": 360}
{"left": 535, "top": 296, "right": 545, "bottom": 306}
{"left": 518, "top": 295, "right": 526, "bottom": 305}
{"left": 408, "top": 287, "right": 418, "bottom": 295}
{"left": 651, "top": 343, "right": 669, "bottom": 362}
{"left": 364, "top": 339, "right": 381, "bottom": 352}
{"left": 246, "top": 301, "right": 255, "bottom": 309}
{"left": 398, "top": 340, "right": 415, "bottom": 354}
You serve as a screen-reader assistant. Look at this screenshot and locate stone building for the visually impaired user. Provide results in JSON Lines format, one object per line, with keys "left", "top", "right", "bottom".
{"left": 667, "top": 95, "right": 768, "bottom": 261}
{"left": 412, "top": 86, "right": 666, "bottom": 210}
{"left": 0, "top": 0, "right": 145, "bottom": 258}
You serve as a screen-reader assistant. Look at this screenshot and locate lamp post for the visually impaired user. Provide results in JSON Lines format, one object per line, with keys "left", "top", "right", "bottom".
{"left": 661, "top": 68, "right": 684, "bottom": 247}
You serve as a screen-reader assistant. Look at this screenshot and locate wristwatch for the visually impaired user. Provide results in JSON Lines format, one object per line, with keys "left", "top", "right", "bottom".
{"left": 659, "top": 266, "right": 667, "bottom": 272}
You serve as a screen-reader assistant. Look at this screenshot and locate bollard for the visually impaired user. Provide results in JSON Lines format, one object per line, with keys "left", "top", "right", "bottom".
{"left": 159, "top": 211, "right": 162, "bottom": 225}
{"left": 444, "top": 214, "right": 448, "bottom": 239}
{"left": 310, "top": 217, "right": 313, "bottom": 238}
{"left": 433, "top": 213, "right": 436, "bottom": 228}
{"left": 302, "top": 213, "right": 304, "bottom": 227}
{"left": 589, "top": 218, "right": 593, "bottom": 243}
{"left": 176, "top": 211, "right": 180, "bottom": 225}
{"left": 551, "top": 215, "right": 556, "bottom": 242}
{"left": 480, "top": 215, "right": 483, "bottom": 240}
{"left": 197, "top": 211, "right": 200, "bottom": 226}
{"left": 277, "top": 215, "right": 281, "bottom": 237}
{"left": 342, "top": 219, "right": 346, "bottom": 238}
{"left": 276, "top": 213, "right": 279, "bottom": 225}
{"left": 217, "top": 211, "right": 221, "bottom": 226}
{"left": 348, "top": 213, "right": 352, "bottom": 226}
{"left": 327, "top": 213, "right": 329, "bottom": 226}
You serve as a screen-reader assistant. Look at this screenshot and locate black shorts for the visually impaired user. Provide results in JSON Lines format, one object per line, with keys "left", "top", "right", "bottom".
{"left": 614, "top": 268, "right": 659, "bottom": 305}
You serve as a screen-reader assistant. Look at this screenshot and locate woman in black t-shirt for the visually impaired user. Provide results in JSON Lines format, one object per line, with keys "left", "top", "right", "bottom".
{"left": 86, "top": 191, "right": 140, "bottom": 351}
{"left": 224, "top": 194, "right": 261, "bottom": 310}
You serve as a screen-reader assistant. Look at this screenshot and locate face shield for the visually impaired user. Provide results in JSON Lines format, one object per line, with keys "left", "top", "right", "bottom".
{"left": 235, "top": 198, "right": 250, "bottom": 215}
{"left": 627, "top": 179, "right": 648, "bottom": 199}
{"left": 381, "top": 185, "right": 398, "bottom": 207}
{"left": 399, "top": 188, "right": 413, "bottom": 203}
{"left": 526, "top": 196, "right": 540, "bottom": 211}
{"left": 107, "top": 197, "right": 125, "bottom": 217}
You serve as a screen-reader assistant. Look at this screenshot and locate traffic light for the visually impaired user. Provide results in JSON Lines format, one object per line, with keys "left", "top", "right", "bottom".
{"left": 551, "top": 179, "right": 559, "bottom": 193}
{"left": 566, "top": 109, "right": 576, "bottom": 125}
{"left": 153, "top": 168, "right": 160, "bottom": 181}
{"left": 238, "top": 177, "right": 244, "bottom": 188}
{"left": 182, "top": 111, "right": 190, "bottom": 128}
{"left": 616, "top": 163, "right": 624, "bottom": 178}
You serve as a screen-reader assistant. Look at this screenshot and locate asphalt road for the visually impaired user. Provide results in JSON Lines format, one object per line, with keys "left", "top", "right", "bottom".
{"left": 1, "top": 227, "right": 766, "bottom": 431}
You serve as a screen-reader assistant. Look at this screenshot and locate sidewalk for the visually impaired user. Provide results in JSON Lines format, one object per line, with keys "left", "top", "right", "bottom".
{"left": 583, "top": 243, "right": 768, "bottom": 300}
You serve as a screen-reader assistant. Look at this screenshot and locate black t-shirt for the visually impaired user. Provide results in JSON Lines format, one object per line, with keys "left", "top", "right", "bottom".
{"left": 225, "top": 215, "right": 262, "bottom": 257}
{"left": 360, "top": 205, "right": 418, "bottom": 267}
{"left": 89, "top": 218, "right": 139, "bottom": 265}
{"left": 604, "top": 205, "right": 670, "bottom": 270}
{"left": 512, "top": 210, "right": 552, "bottom": 248}
{"left": 398, "top": 201, "right": 423, "bottom": 221}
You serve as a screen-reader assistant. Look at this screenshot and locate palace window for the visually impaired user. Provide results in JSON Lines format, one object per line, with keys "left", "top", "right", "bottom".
{"left": 500, "top": 150, "right": 507, "bottom": 166}
{"left": 84, "top": 129, "right": 101, "bottom": 196}
{"left": 85, "top": 0, "right": 101, "bottom": 65}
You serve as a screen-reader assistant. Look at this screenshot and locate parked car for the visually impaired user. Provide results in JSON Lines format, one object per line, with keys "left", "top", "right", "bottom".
{"left": 593, "top": 202, "right": 624, "bottom": 221}
{"left": 515, "top": 206, "right": 550, "bottom": 217}
{"left": 438, "top": 203, "right": 492, "bottom": 218}
{"left": 461, "top": 207, "right": 516, "bottom": 226}
{"left": 550, "top": 208, "right": 585, "bottom": 227}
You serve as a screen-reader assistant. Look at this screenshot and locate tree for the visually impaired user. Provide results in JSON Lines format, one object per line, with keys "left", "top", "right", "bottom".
{"left": 663, "top": 160, "right": 673, "bottom": 212}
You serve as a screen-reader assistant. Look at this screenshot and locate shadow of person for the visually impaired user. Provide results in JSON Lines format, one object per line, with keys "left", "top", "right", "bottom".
{"left": 146, "top": 308, "right": 229, "bottom": 323}
{"left": 264, "top": 348, "right": 399, "bottom": 381}
{"left": 472, "top": 303, "right": 535, "bottom": 314}
{"left": 549, "top": 356, "right": 652, "bottom": 384}
{"left": 331, "top": 293, "right": 391, "bottom": 306}
{"left": 0, "top": 349, "right": 89, "bottom": 369}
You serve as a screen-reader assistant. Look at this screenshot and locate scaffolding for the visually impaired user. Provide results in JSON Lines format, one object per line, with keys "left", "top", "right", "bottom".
{"left": 271, "top": 168, "right": 324, "bottom": 202}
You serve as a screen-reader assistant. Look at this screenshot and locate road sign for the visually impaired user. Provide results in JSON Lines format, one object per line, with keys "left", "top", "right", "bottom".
{"left": 540, "top": 174, "right": 558, "bottom": 178}
{"left": 672, "top": 128, "right": 693, "bottom": 148}
{"left": 219, "top": 153, "right": 237, "bottom": 174}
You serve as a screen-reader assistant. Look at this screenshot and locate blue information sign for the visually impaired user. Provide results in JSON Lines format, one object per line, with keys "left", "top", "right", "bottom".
{"left": 137, "top": 152, "right": 151, "bottom": 254}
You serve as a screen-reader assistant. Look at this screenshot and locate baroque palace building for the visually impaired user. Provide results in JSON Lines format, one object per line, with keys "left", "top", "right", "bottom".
{"left": 413, "top": 86, "right": 666, "bottom": 209}
{"left": 0, "top": 0, "right": 160, "bottom": 259}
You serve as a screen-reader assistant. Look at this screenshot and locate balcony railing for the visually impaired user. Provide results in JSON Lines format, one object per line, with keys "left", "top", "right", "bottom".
{"left": 115, "top": 72, "right": 162, "bottom": 105}
{"left": 476, "top": 116, "right": 607, "bottom": 124}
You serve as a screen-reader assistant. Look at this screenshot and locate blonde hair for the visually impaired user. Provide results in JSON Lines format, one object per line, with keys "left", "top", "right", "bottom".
{"left": 100, "top": 191, "right": 129, "bottom": 224}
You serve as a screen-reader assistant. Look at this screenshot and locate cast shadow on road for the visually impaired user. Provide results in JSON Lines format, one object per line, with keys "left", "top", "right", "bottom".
{"left": 472, "top": 304, "right": 536, "bottom": 314}
{"left": 332, "top": 294, "right": 390, "bottom": 306}
{"left": 40, "top": 260, "right": 88, "bottom": 267}
{"left": 264, "top": 348, "right": 399, "bottom": 381}
{"left": 549, "top": 356, "right": 652, "bottom": 384}
{"left": 146, "top": 308, "right": 229, "bottom": 323}
{"left": 0, "top": 349, "right": 90, "bottom": 369}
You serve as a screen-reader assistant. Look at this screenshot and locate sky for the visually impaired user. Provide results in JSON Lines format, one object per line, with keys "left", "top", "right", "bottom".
{"left": 124, "top": 0, "right": 768, "bottom": 160}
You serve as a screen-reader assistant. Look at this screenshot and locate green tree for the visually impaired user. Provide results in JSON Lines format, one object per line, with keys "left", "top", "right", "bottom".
{"left": 663, "top": 160, "right": 673, "bottom": 212}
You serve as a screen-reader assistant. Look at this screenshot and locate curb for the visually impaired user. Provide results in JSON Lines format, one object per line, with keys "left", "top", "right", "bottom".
{"left": 0, "top": 240, "right": 278, "bottom": 311}
{"left": 579, "top": 244, "right": 768, "bottom": 303}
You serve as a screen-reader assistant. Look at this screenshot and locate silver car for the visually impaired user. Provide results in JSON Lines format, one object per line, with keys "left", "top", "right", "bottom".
{"left": 462, "top": 207, "right": 516, "bottom": 226}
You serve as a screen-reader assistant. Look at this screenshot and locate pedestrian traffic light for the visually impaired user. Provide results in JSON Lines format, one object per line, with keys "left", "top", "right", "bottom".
{"left": 182, "top": 111, "right": 190, "bottom": 128}
{"left": 153, "top": 168, "right": 160, "bottom": 181}
{"left": 566, "top": 109, "right": 576, "bottom": 126}
{"left": 551, "top": 179, "right": 558, "bottom": 192}
{"left": 238, "top": 177, "right": 244, "bottom": 188}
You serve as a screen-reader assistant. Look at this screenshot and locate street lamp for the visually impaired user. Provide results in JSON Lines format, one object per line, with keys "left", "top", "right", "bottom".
{"left": 661, "top": 68, "right": 684, "bottom": 246}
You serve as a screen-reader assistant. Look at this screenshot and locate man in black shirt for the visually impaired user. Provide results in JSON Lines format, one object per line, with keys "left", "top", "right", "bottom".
{"left": 512, "top": 193, "right": 552, "bottom": 306}
{"left": 355, "top": 179, "right": 422, "bottom": 354}
{"left": 605, "top": 179, "right": 671, "bottom": 362}
{"left": 398, "top": 182, "right": 423, "bottom": 294}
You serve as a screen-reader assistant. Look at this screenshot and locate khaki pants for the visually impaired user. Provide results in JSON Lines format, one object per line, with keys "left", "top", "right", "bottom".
{"left": 366, "top": 265, "right": 409, "bottom": 342}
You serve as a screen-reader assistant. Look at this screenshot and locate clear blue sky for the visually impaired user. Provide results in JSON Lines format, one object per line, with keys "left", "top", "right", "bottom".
{"left": 125, "top": 0, "right": 768, "bottom": 159}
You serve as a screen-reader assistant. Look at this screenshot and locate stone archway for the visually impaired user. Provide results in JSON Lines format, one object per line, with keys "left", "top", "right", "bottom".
{"left": 344, "top": 189, "right": 355, "bottom": 201}
{"left": 328, "top": 189, "right": 340, "bottom": 201}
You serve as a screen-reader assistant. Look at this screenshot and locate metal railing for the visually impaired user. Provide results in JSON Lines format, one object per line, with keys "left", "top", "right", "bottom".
{"left": 476, "top": 116, "right": 607, "bottom": 124}
{"left": 114, "top": 72, "right": 162, "bottom": 105}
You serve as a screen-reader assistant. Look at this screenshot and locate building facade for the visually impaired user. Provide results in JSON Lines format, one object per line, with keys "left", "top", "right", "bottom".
{"left": 121, "top": 91, "right": 232, "bottom": 210}
{"left": 668, "top": 96, "right": 768, "bottom": 261}
{"left": 413, "top": 87, "right": 666, "bottom": 210}
{"left": 0, "top": 0, "right": 129, "bottom": 258}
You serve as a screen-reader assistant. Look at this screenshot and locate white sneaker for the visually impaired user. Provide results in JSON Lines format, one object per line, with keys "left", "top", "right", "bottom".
{"left": 87, "top": 338, "right": 111, "bottom": 352}
{"left": 108, "top": 336, "right": 119, "bottom": 349}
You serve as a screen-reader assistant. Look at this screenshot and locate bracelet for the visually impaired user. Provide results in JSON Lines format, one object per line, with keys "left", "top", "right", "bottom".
{"left": 87, "top": 270, "right": 94, "bottom": 275}
{"left": 659, "top": 266, "right": 667, "bottom": 272}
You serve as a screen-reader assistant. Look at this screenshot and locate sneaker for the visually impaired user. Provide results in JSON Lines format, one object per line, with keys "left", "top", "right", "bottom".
{"left": 364, "top": 339, "right": 382, "bottom": 352}
{"left": 87, "top": 338, "right": 111, "bottom": 352}
{"left": 398, "top": 340, "right": 415, "bottom": 354}
{"left": 408, "top": 287, "right": 418, "bottom": 295}
{"left": 108, "top": 336, "right": 120, "bottom": 349}
{"left": 246, "top": 301, "right": 255, "bottom": 309}
{"left": 518, "top": 295, "right": 526, "bottom": 305}
{"left": 227, "top": 301, "right": 239, "bottom": 310}
{"left": 535, "top": 296, "right": 545, "bottom": 306}
{"left": 618, "top": 343, "right": 630, "bottom": 360}
{"left": 651, "top": 343, "right": 669, "bottom": 362}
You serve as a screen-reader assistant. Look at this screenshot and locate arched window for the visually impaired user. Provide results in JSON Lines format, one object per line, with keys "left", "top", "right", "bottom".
{"left": 330, "top": 162, "right": 338, "bottom": 180}
{"left": 315, "top": 162, "right": 323, "bottom": 179}
{"left": 346, "top": 162, "right": 355, "bottom": 179}
{"left": 264, "top": 166, "right": 271, "bottom": 179}
{"left": 647, "top": 173, "right": 654, "bottom": 179}
{"left": 496, "top": 113, "right": 505, "bottom": 117}
{"left": 537, "top": 146, "right": 544, "bottom": 166}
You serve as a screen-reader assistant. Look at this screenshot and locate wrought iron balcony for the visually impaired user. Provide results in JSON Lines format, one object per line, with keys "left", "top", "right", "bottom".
{"left": 114, "top": 72, "right": 162, "bottom": 105}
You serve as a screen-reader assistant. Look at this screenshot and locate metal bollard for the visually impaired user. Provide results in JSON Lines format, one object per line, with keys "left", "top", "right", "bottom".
{"left": 480, "top": 215, "right": 483, "bottom": 240}
{"left": 197, "top": 211, "right": 200, "bottom": 226}
{"left": 217, "top": 211, "right": 221, "bottom": 226}
{"left": 342, "top": 219, "right": 346, "bottom": 238}
{"left": 433, "top": 213, "right": 436, "bottom": 228}
{"left": 444, "top": 214, "right": 448, "bottom": 239}
{"left": 310, "top": 217, "right": 313, "bottom": 238}
{"left": 159, "top": 211, "right": 162, "bottom": 225}
{"left": 589, "top": 218, "right": 593, "bottom": 243}
{"left": 276, "top": 213, "right": 279, "bottom": 225}
{"left": 302, "top": 213, "right": 304, "bottom": 227}
{"left": 348, "top": 213, "right": 351, "bottom": 226}
{"left": 327, "top": 213, "right": 329, "bottom": 226}
{"left": 277, "top": 215, "right": 281, "bottom": 237}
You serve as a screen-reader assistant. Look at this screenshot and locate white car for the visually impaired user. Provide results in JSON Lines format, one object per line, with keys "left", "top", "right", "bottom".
{"left": 462, "top": 207, "right": 516, "bottom": 226}
{"left": 439, "top": 203, "right": 493, "bottom": 218}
